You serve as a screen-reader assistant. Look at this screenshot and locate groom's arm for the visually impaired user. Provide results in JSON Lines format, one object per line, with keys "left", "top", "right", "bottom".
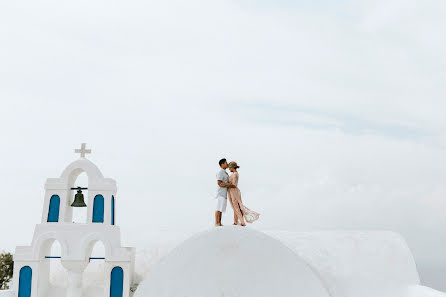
{"left": 217, "top": 180, "right": 235, "bottom": 188}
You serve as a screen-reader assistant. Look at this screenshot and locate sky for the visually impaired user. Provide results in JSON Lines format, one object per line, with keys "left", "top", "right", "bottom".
{"left": 1, "top": 0, "right": 446, "bottom": 291}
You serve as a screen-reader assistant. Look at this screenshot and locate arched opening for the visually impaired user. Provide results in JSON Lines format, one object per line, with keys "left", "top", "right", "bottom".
{"left": 92, "top": 195, "right": 104, "bottom": 223}
{"left": 83, "top": 241, "right": 106, "bottom": 296}
{"left": 47, "top": 240, "right": 67, "bottom": 296}
{"left": 37, "top": 239, "right": 67, "bottom": 297}
{"left": 71, "top": 172, "right": 88, "bottom": 224}
{"left": 18, "top": 266, "right": 32, "bottom": 297}
{"left": 110, "top": 266, "right": 124, "bottom": 297}
{"left": 47, "top": 195, "right": 60, "bottom": 222}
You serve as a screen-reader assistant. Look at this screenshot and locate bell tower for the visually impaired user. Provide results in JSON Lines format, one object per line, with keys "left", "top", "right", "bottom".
{"left": 12, "top": 144, "right": 135, "bottom": 297}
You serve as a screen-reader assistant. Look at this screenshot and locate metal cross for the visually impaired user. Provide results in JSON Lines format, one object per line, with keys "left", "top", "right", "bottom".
{"left": 75, "top": 143, "right": 91, "bottom": 158}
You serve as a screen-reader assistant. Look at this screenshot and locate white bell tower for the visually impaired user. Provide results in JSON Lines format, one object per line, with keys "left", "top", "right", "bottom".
{"left": 12, "top": 144, "right": 135, "bottom": 297}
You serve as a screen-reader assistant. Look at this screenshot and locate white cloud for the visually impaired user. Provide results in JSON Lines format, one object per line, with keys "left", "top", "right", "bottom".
{"left": 0, "top": 0, "right": 445, "bottom": 291}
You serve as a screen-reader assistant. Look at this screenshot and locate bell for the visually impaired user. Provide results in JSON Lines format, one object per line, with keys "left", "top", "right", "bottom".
{"left": 71, "top": 188, "right": 87, "bottom": 207}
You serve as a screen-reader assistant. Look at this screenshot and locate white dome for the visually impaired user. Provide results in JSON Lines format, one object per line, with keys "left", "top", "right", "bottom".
{"left": 134, "top": 226, "right": 329, "bottom": 297}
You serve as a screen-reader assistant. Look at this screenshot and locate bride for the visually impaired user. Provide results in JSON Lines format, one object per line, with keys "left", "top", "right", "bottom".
{"left": 227, "top": 161, "right": 260, "bottom": 226}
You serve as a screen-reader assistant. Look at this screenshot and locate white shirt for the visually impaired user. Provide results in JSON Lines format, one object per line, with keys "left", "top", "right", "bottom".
{"left": 216, "top": 168, "right": 229, "bottom": 198}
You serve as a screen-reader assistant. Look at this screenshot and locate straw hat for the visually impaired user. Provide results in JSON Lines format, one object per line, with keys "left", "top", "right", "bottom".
{"left": 228, "top": 161, "right": 240, "bottom": 169}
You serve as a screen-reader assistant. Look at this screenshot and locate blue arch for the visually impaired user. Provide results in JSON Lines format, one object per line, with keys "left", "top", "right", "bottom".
{"left": 92, "top": 195, "right": 104, "bottom": 223}
{"left": 111, "top": 195, "right": 115, "bottom": 225}
{"left": 110, "top": 266, "right": 124, "bottom": 297}
{"left": 47, "top": 195, "right": 60, "bottom": 222}
{"left": 18, "top": 266, "right": 32, "bottom": 297}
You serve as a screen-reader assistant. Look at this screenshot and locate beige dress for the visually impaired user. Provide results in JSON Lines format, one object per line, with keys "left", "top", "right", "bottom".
{"left": 228, "top": 172, "right": 260, "bottom": 224}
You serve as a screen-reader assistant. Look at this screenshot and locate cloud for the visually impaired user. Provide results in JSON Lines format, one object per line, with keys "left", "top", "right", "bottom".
{"left": 0, "top": 0, "right": 445, "bottom": 291}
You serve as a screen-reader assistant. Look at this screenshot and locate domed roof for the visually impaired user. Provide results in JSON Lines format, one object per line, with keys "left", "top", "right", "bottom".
{"left": 134, "top": 226, "right": 329, "bottom": 297}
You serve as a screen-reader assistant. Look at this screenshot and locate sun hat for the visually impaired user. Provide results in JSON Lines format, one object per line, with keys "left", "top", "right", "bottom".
{"left": 228, "top": 161, "right": 240, "bottom": 169}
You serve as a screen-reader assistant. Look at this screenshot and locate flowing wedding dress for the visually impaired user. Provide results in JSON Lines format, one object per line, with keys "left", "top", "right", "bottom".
{"left": 228, "top": 172, "right": 260, "bottom": 224}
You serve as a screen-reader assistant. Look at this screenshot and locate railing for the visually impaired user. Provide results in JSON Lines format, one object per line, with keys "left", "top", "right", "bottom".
{"left": 45, "top": 256, "right": 105, "bottom": 262}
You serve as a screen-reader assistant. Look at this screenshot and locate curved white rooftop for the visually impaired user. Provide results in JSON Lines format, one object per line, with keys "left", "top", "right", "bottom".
{"left": 134, "top": 227, "right": 446, "bottom": 297}
{"left": 135, "top": 226, "right": 330, "bottom": 297}
{"left": 266, "top": 230, "right": 420, "bottom": 297}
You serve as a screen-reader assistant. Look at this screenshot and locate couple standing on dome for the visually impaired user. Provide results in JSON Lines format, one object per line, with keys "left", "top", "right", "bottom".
{"left": 214, "top": 158, "right": 260, "bottom": 227}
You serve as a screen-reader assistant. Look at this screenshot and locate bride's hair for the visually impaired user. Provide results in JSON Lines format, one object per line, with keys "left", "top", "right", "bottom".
{"left": 228, "top": 161, "right": 240, "bottom": 169}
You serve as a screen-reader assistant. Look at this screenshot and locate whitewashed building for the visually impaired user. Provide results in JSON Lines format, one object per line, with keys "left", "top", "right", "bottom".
{"left": 12, "top": 144, "right": 135, "bottom": 297}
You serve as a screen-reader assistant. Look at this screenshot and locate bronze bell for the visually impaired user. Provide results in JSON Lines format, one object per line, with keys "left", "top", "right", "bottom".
{"left": 71, "top": 188, "right": 87, "bottom": 207}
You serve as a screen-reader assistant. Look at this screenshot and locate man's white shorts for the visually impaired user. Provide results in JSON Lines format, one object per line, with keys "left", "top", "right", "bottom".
{"left": 216, "top": 196, "right": 227, "bottom": 212}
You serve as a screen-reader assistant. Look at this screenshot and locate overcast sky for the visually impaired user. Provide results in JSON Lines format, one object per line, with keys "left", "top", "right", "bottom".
{"left": 1, "top": 0, "right": 445, "bottom": 291}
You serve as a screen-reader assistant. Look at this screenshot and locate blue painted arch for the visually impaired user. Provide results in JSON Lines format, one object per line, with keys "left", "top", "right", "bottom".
{"left": 92, "top": 195, "right": 104, "bottom": 223}
{"left": 47, "top": 195, "right": 60, "bottom": 222}
{"left": 111, "top": 195, "right": 115, "bottom": 225}
{"left": 18, "top": 266, "right": 32, "bottom": 297}
{"left": 110, "top": 266, "right": 124, "bottom": 297}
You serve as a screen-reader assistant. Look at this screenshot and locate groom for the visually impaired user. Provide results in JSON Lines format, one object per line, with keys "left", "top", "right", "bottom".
{"left": 215, "top": 158, "right": 235, "bottom": 226}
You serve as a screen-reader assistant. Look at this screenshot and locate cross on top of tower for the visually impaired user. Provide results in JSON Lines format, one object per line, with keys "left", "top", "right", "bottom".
{"left": 75, "top": 143, "right": 91, "bottom": 158}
